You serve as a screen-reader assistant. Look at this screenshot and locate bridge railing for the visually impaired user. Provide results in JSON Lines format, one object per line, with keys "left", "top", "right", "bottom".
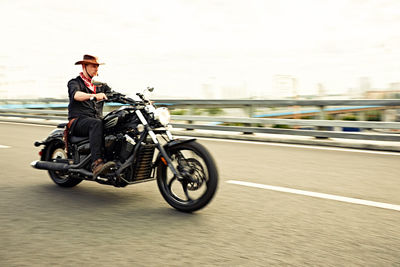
{"left": 1, "top": 99, "right": 400, "bottom": 141}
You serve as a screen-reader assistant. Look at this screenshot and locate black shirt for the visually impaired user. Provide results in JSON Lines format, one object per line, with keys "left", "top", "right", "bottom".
{"left": 67, "top": 76, "right": 112, "bottom": 120}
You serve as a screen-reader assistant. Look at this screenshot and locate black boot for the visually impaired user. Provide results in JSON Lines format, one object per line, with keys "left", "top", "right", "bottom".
{"left": 91, "top": 159, "right": 116, "bottom": 179}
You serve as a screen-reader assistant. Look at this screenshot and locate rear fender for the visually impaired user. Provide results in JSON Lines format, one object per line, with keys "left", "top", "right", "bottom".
{"left": 34, "top": 129, "right": 65, "bottom": 160}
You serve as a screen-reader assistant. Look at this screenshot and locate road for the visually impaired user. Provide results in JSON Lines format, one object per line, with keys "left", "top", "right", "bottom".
{"left": 0, "top": 122, "right": 399, "bottom": 266}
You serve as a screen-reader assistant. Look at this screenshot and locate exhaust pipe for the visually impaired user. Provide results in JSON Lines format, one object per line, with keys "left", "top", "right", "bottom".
{"left": 69, "top": 168, "right": 93, "bottom": 177}
{"left": 31, "top": 161, "right": 94, "bottom": 179}
{"left": 31, "top": 160, "right": 69, "bottom": 171}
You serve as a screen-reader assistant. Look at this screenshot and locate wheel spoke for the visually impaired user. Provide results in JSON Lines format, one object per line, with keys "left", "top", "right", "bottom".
{"left": 167, "top": 176, "right": 177, "bottom": 192}
{"left": 196, "top": 169, "right": 207, "bottom": 184}
{"left": 182, "top": 182, "right": 192, "bottom": 202}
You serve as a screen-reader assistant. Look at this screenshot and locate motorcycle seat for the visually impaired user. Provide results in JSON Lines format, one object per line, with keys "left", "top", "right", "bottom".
{"left": 70, "top": 136, "right": 89, "bottom": 144}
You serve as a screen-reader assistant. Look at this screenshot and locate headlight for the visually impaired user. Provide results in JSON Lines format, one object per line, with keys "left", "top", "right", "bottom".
{"left": 154, "top": 107, "right": 170, "bottom": 126}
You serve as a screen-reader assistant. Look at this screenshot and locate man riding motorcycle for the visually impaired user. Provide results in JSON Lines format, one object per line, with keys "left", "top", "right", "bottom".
{"left": 67, "top": 54, "right": 116, "bottom": 179}
{"left": 32, "top": 56, "right": 219, "bottom": 212}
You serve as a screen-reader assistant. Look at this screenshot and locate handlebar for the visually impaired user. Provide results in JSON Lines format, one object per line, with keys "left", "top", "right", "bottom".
{"left": 92, "top": 90, "right": 151, "bottom": 107}
{"left": 94, "top": 92, "right": 142, "bottom": 106}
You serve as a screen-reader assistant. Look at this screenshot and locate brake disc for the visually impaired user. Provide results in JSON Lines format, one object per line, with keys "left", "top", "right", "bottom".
{"left": 183, "top": 158, "right": 206, "bottom": 191}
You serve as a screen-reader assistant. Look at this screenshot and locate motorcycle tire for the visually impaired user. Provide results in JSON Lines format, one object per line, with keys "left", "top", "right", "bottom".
{"left": 157, "top": 141, "right": 218, "bottom": 212}
{"left": 45, "top": 141, "right": 82, "bottom": 187}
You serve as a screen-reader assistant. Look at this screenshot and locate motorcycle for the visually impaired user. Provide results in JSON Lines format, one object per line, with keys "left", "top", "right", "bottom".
{"left": 31, "top": 87, "right": 218, "bottom": 212}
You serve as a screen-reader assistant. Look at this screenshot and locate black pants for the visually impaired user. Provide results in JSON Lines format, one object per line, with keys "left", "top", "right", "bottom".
{"left": 72, "top": 117, "right": 103, "bottom": 162}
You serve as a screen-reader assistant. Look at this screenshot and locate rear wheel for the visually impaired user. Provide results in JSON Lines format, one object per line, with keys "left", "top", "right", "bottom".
{"left": 157, "top": 141, "right": 218, "bottom": 212}
{"left": 45, "top": 142, "right": 82, "bottom": 187}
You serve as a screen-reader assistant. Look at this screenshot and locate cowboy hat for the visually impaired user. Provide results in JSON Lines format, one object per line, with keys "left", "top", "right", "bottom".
{"left": 74, "top": 54, "right": 105, "bottom": 65}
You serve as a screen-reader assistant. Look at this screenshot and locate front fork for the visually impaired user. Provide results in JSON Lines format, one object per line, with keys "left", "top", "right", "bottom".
{"left": 155, "top": 142, "right": 183, "bottom": 181}
{"left": 135, "top": 110, "right": 183, "bottom": 181}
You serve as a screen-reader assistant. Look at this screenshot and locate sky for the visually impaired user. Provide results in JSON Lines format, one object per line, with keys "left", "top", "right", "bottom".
{"left": 1, "top": 0, "right": 400, "bottom": 99}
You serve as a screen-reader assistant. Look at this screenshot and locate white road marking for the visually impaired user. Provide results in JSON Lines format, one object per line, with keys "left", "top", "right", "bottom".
{"left": 178, "top": 136, "right": 400, "bottom": 156}
{"left": 0, "top": 145, "right": 10, "bottom": 148}
{"left": 0, "top": 121, "right": 55, "bottom": 128}
{"left": 227, "top": 180, "right": 400, "bottom": 212}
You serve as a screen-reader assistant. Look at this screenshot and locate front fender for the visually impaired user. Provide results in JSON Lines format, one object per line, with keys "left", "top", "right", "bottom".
{"left": 164, "top": 138, "right": 196, "bottom": 150}
{"left": 153, "top": 138, "right": 196, "bottom": 167}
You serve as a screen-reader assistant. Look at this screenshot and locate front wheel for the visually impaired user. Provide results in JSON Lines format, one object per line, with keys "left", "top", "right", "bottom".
{"left": 157, "top": 141, "right": 218, "bottom": 212}
{"left": 45, "top": 142, "right": 82, "bottom": 187}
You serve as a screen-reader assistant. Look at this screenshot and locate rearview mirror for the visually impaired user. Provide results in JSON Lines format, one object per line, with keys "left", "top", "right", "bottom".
{"left": 91, "top": 76, "right": 105, "bottom": 86}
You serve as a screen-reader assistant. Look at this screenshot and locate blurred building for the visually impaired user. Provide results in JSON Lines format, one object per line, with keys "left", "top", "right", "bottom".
{"left": 359, "top": 77, "right": 371, "bottom": 93}
{"left": 365, "top": 90, "right": 400, "bottom": 99}
{"left": 389, "top": 82, "right": 400, "bottom": 91}
{"left": 317, "top": 83, "right": 325, "bottom": 99}
{"left": 273, "top": 75, "right": 298, "bottom": 98}
{"left": 220, "top": 82, "right": 248, "bottom": 99}
{"left": 201, "top": 77, "right": 248, "bottom": 99}
{"left": 201, "top": 76, "right": 218, "bottom": 99}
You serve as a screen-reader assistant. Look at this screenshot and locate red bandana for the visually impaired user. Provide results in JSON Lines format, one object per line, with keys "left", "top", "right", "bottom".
{"left": 79, "top": 72, "right": 96, "bottom": 93}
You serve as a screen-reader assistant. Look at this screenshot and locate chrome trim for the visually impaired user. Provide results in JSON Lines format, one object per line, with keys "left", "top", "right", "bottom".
{"left": 124, "top": 134, "right": 136, "bottom": 145}
{"left": 148, "top": 130, "right": 159, "bottom": 144}
{"left": 166, "top": 130, "right": 173, "bottom": 140}
{"left": 135, "top": 110, "right": 148, "bottom": 125}
{"left": 30, "top": 160, "right": 38, "bottom": 168}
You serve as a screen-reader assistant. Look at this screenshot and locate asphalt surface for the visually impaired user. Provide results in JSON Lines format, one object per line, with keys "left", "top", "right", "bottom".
{"left": 0, "top": 122, "right": 399, "bottom": 266}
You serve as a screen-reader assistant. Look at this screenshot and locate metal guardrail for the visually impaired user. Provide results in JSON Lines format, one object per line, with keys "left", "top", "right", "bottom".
{"left": 1, "top": 99, "right": 400, "bottom": 141}
{"left": 171, "top": 115, "right": 400, "bottom": 129}
{"left": 2, "top": 98, "right": 400, "bottom": 107}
